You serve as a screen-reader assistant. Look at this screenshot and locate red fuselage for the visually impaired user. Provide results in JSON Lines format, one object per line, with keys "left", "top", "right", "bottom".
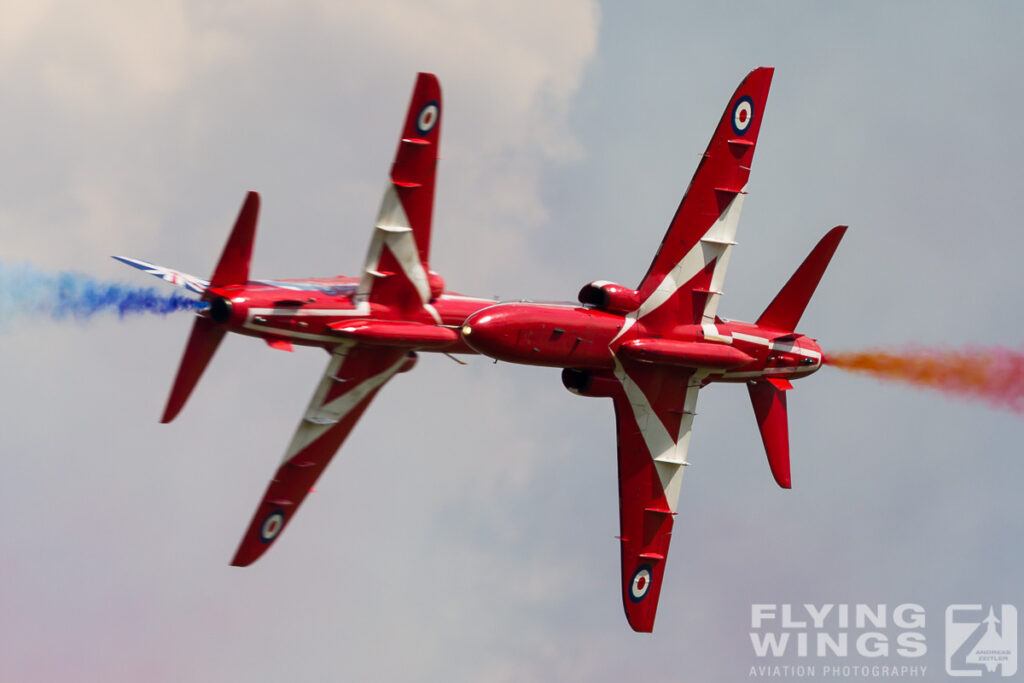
{"left": 460, "top": 302, "right": 823, "bottom": 383}
{"left": 202, "top": 277, "right": 494, "bottom": 355}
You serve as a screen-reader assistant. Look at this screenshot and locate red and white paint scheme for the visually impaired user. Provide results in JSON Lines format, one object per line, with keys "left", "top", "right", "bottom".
{"left": 117, "top": 74, "right": 496, "bottom": 567}
{"left": 460, "top": 67, "right": 847, "bottom": 632}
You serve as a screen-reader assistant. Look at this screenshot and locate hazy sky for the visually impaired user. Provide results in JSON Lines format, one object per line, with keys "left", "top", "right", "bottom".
{"left": 2, "top": 3, "right": 1024, "bottom": 681}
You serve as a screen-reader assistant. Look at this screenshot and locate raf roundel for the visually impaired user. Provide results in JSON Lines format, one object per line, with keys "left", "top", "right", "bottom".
{"left": 629, "top": 564, "right": 653, "bottom": 603}
{"left": 731, "top": 95, "right": 755, "bottom": 136}
{"left": 259, "top": 510, "right": 286, "bottom": 544}
{"left": 416, "top": 100, "right": 440, "bottom": 135}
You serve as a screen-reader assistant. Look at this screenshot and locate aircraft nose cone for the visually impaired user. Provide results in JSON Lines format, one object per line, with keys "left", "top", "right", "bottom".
{"left": 461, "top": 308, "right": 516, "bottom": 359}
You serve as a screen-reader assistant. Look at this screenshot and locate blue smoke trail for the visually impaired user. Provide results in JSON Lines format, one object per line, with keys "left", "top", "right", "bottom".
{"left": 0, "top": 261, "right": 203, "bottom": 326}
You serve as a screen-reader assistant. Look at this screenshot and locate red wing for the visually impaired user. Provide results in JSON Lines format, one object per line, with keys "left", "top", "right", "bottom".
{"left": 231, "top": 345, "right": 409, "bottom": 566}
{"left": 610, "top": 359, "right": 703, "bottom": 632}
{"left": 358, "top": 73, "right": 443, "bottom": 314}
{"left": 391, "top": 72, "right": 441, "bottom": 268}
{"left": 634, "top": 67, "right": 774, "bottom": 331}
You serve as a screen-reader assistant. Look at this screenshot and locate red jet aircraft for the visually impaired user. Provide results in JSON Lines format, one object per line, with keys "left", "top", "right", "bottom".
{"left": 116, "top": 73, "right": 496, "bottom": 566}
{"left": 460, "top": 67, "right": 847, "bottom": 631}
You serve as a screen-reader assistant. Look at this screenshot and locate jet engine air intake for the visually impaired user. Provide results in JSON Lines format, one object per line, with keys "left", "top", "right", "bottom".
{"left": 577, "top": 281, "right": 640, "bottom": 315}
{"left": 562, "top": 368, "right": 618, "bottom": 397}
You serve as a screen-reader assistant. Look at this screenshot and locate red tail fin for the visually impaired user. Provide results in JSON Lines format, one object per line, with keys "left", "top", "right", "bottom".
{"left": 162, "top": 318, "right": 226, "bottom": 423}
{"left": 747, "top": 380, "right": 791, "bottom": 488}
{"left": 162, "top": 192, "right": 260, "bottom": 423}
{"left": 757, "top": 225, "right": 847, "bottom": 332}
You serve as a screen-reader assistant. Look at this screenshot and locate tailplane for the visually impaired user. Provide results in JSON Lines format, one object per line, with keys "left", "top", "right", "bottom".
{"left": 748, "top": 379, "right": 792, "bottom": 488}
{"left": 748, "top": 225, "right": 847, "bottom": 487}
{"left": 161, "top": 191, "right": 260, "bottom": 422}
{"left": 757, "top": 225, "right": 847, "bottom": 332}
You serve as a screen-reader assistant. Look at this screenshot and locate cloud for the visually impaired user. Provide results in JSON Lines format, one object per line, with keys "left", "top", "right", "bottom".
{"left": 0, "top": 1, "right": 598, "bottom": 285}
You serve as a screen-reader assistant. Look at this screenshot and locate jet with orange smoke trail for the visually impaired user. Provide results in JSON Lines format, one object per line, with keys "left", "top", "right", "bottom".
{"left": 460, "top": 67, "right": 848, "bottom": 631}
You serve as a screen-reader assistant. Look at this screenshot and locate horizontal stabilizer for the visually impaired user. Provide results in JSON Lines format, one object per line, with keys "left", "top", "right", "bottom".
{"left": 747, "top": 380, "right": 791, "bottom": 489}
{"left": 162, "top": 192, "right": 260, "bottom": 422}
{"left": 111, "top": 256, "right": 209, "bottom": 295}
{"left": 757, "top": 225, "right": 847, "bottom": 332}
{"left": 162, "top": 317, "right": 225, "bottom": 423}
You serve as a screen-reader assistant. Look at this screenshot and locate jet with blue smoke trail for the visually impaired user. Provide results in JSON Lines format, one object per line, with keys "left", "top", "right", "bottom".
{"left": 116, "top": 73, "right": 498, "bottom": 573}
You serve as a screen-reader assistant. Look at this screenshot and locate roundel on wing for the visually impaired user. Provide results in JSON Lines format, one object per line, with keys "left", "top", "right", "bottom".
{"left": 731, "top": 95, "right": 755, "bottom": 136}
{"left": 416, "top": 100, "right": 440, "bottom": 135}
{"left": 629, "top": 564, "right": 653, "bottom": 603}
{"left": 259, "top": 510, "right": 286, "bottom": 544}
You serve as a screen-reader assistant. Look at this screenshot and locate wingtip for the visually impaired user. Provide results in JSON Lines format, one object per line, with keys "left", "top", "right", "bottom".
{"left": 748, "top": 65, "right": 775, "bottom": 81}
{"left": 229, "top": 553, "right": 254, "bottom": 568}
{"left": 160, "top": 385, "right": 187, "bottom": 423}
{"left": 231, "top": 537, "right": 270, "bottom": 568}
{"left": 624, "top": 607, "right": 657, "bottom": 633}
{"left": 628, "top": 619, "right": 655, "bottom": 634}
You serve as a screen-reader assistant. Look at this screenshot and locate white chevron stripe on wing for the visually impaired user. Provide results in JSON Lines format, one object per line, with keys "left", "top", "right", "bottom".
{"left": 633, "top": 188, "right": 746, "bottom": 323}
{"left": 282, "top": 343, "right": 406, "bottom": 461}
{"left": 613, "top": 358, "right": 706, "bottom": 513}
{"left": 357, "top": 183, "right": 435, "bottom": 319}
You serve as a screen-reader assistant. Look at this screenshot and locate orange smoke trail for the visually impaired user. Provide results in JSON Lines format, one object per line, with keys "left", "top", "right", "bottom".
{"left": 824, "top": 347, "right": 1024, "bottom": 414}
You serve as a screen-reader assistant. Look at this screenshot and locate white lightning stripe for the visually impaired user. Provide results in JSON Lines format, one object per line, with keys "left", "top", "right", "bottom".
{"left": 614, "top": 358, "right": 706, "bottom": 513}
{"left": 772, "top": 338, "right": 822, "bottom": 360}
{"left": 731, "top": 332, "right": 772, "bottom": 347}
{"left": 635, "top": 242, "right": 713, "bottom": 320}
{"left": 248, "top": 304, "right": 370, "bottom": 317}
{"left": 609, "top": 315, "right": 637, "bottom": 346}
{"left": 700, "top": 194, "right": 743, "bottom": 323}
{"left": 729, "top": 332, "right": 821, "bottom": 359}
{"left": 723, "top": 368, "right": 803, "bottom": 378}
{"left": 112, "top": 256, "right": 209, "bottom": 294}
{"left": 282, "top": 345, "right": 405, "bottom": 462}
{"left": 657, "top": 371, "right": 706, "bottom": 514}
{"left": 437, "top": 294, "right": 496, "bottom": 303}
{"left": 423, "top": 303, "right": 442, "bottom": 325}
{"left": 701, "top": 323, "right": 732, "bottom": 343}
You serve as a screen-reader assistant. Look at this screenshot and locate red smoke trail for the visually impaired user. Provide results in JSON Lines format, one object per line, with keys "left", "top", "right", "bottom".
{"left": 824, "top": 346, "right": 1024, "bottom": 414}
